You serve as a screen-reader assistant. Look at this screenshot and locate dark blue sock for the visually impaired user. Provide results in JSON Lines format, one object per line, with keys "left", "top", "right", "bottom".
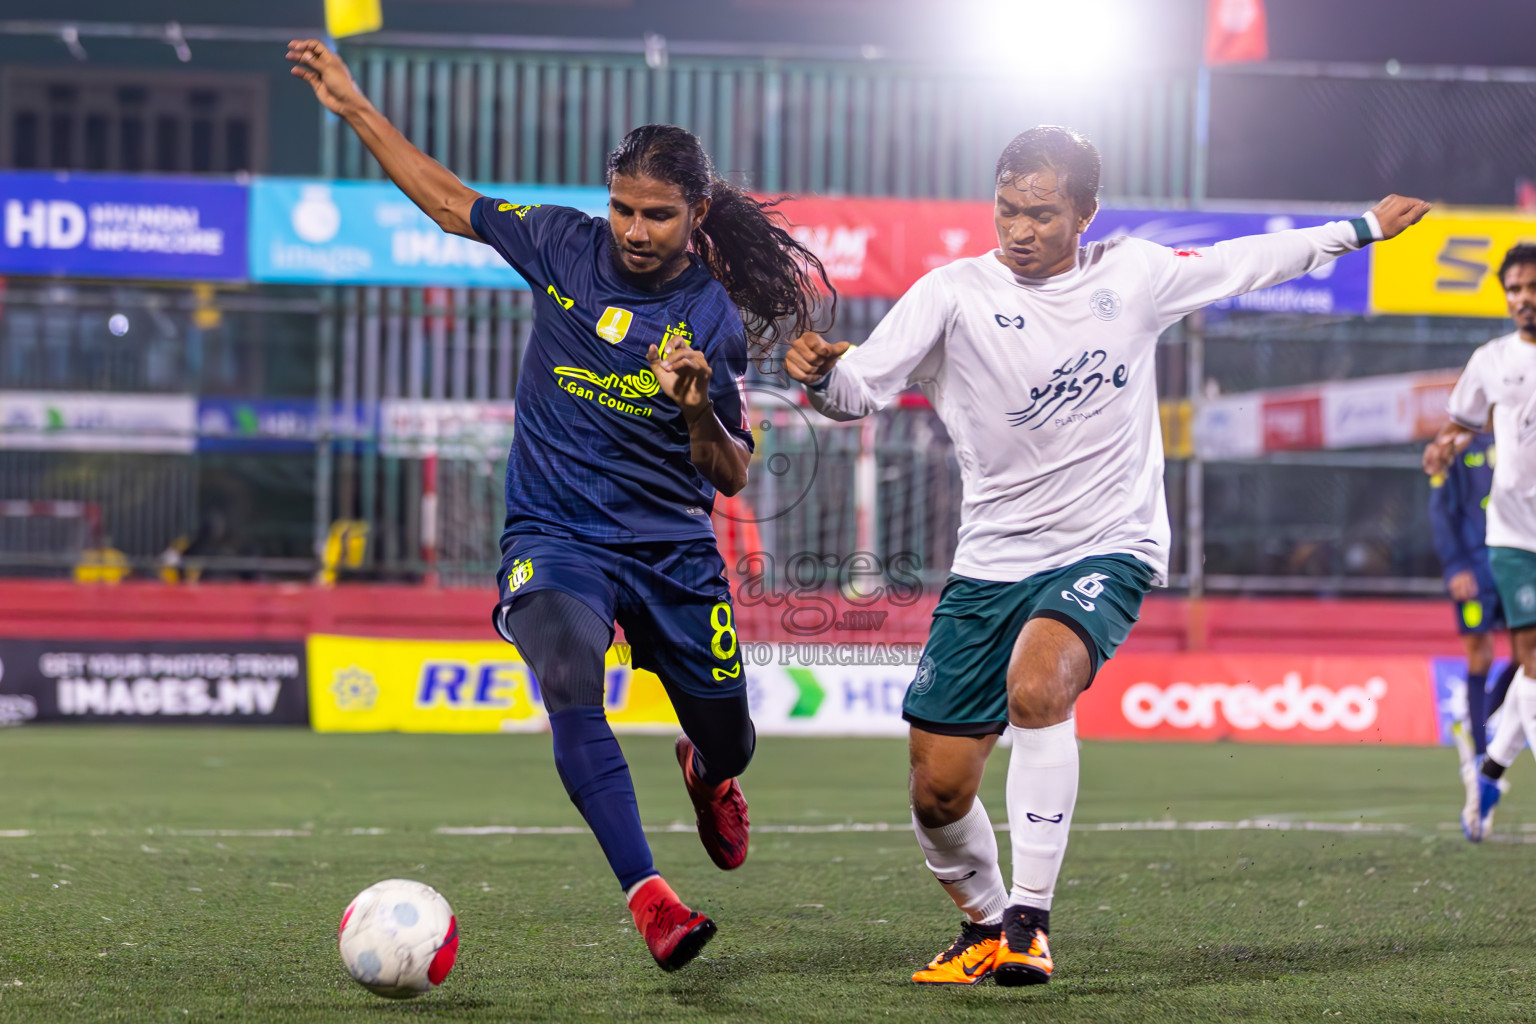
{"left": 549, "top": 706, "right": 655, "bottom": 890}
{"left": 1489, "top": 661, "right": 1519, "bottom": 718}
{"left": 1466, "top": 671, "right": 1489, "bottom": 756}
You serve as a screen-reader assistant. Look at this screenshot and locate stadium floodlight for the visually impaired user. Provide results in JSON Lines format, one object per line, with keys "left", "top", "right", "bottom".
{"left": 953, "top": 0, "right": 1140, "bottom": 84}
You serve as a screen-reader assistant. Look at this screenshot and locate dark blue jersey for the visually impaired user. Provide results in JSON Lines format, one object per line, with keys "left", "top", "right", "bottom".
{"left": 469, "top": 196, "right": 754, "bottom": 545}
{"left": 1429, "top": 432, "right": 1496, "bottom": 591}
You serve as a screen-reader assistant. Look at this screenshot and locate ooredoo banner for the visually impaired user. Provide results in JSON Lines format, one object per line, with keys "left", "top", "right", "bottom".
{"left": 1076, "top": 654, "right": 1440, "bottom": 745}
{"left": 0, "top": 640, "right": 308, "bottom": 725}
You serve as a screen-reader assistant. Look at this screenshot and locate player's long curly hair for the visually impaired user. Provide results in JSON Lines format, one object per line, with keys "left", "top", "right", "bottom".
{"left": 605, "top": 124, "right": 834, "bottom": 363}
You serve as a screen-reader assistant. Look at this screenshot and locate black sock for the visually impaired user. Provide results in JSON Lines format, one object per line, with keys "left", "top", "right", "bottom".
{"left": 1483, "top": 757, "right": 1508, "bottom": 781}
{"left": 1009, "top": 905, "right": 1050, "bottom": 935}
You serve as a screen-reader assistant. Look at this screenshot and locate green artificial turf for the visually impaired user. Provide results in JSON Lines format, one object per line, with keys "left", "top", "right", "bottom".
{"left": 1, "top": 728, "right": 1534, "bottom": 1022}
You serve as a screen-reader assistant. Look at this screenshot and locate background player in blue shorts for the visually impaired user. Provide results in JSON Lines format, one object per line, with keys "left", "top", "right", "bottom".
{"left": 289, "top": 38, "right": 831, "bottom": 971}
{"left": 1429, "top": 431, "right": 1518, "bottom": 790}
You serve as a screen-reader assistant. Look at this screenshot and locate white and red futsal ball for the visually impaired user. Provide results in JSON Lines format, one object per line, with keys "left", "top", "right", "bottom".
{"left": 338, "top": 879, "right": 458, "bottom": 998}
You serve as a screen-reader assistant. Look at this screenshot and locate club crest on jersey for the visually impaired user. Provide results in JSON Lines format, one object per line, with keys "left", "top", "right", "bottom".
{"left": 659, "top": 321, "right": 694, "bottom": 360}
{"left": 1089, "top": 288, "right": 1122, "bottom": 321}
{"left": 506, "top": 558, "right": 534, "bottom": 593}
{"left": 596, "top": 306, "right": 634, "bottom": 345}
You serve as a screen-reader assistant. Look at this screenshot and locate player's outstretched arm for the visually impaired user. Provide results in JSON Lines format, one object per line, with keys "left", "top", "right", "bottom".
{"left": 1147, "top": 194, "right": 1432, "bottom": 326}
{"left": 287, "top": 39, "right": 481, "bottom": 240}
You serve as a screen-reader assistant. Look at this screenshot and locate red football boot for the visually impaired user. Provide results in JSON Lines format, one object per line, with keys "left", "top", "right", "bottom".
{"left": 628, "top": 876, "right": 716, "bottom": 972}
{"left": 675, "top": 735, "right": 750, "bottom": 870}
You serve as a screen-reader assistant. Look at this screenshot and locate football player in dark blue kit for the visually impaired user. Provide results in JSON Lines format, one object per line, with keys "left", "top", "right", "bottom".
{"left": 289, "top": 39, "right": 831, "bottom": 971}
{"left": 1428, "top": 432, "right": 1518, "bottom": 801}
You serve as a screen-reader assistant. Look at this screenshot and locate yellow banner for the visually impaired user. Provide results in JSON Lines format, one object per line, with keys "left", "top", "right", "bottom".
{"left": 324, "top": 0, "right": 382, "bottom": 39}
{"left": 1371, "top": 209, "right": 1536, "bottom": 316}
{"left": 307, "top": 634, "right": 680, "bottom": 733}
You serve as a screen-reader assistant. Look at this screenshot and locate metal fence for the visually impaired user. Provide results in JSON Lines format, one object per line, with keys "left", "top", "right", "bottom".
{"left": 324, "top": 45, "right": 1198, "bottom": 202}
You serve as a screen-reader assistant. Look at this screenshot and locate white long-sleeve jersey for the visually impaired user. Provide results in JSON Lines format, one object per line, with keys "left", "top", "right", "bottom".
{"left": 809, "top": 219, "right": 1374, "bottom": 585}
{"left": 1446, "top": 331, "right": 1536, "bottom": 554}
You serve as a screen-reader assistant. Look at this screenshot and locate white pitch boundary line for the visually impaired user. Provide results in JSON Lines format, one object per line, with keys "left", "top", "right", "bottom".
{"left": 6, "top": 820, "right": 1536, "bottom": 842}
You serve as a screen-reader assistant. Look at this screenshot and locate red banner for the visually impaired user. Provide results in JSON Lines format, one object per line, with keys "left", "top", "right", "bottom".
{"left": 1261, "top": 393, "right": 1324, "bottom": 451}
{"left": 1077, "top": 654, "right": 1439, "bottom": 745}
{"left": 1205, "top": 0, "right": 1268, "bottom": 65}
{"left": 766, "top": 195, "right": 997, "bottom": 299}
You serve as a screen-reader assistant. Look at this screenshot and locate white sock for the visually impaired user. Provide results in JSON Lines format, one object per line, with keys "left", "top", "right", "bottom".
{"left": 1512, "top": 668, "right": 1536, "bottom": 763}
{"left": 1005, "top": 718, "right": 1079, "bottom": 911}
{"left": 623, "top": 874, "right": 660, "bottom": 902}
{"left": 1487, "top": 673, "right": 1527, "bottom": 768}
{"left": 912, "top": 798, "right": 1008, "bottom": 926}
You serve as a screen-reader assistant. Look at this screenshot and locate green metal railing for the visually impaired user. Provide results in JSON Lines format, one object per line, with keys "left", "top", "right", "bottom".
{"left": 326, "top": 46, "right": 1197, "bottom": 202}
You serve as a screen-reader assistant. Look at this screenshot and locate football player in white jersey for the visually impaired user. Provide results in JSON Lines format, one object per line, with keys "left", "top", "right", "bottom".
{"left": 1424, "top": 244, "right": 1536, "bottom": 841}
{"left": 786, "top": 125, "right": 1429, "bottom": 987}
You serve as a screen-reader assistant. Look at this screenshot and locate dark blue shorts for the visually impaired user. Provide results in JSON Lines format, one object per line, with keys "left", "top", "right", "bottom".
{"left": 1452, "top": 591, "right": 1505, "bottom": 635}
{"left": 494, "top": 533, "right": 744, "bottom": 699}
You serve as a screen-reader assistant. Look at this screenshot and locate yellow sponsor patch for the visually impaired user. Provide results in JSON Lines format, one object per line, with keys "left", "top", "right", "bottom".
{"left": 596, "top": 306, "right": 634, "bottom": 345}
{"left": 496, "top": 202, "right": 541, "bottom": 219}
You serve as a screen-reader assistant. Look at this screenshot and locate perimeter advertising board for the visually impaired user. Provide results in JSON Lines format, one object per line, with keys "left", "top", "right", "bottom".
{"left": 0, "top": 171, "right": 247, "bottom": 281}
{"left": 1371, "top": 210, "right": 1536, "bottom": 316}
{"left": 0, "top": 640, "right": 308, "bottom": 725}
{"left": 248, "top": 180, "right": 608, "bottom": 286}
{"left": 304, "top": 638, "right": 1448, "bottom": 744}
{"left": 307, "top": 635, "right": 681, "bottom": 733}
{"left": 1077, "top": 654, "right": 1440, "bottom": 745}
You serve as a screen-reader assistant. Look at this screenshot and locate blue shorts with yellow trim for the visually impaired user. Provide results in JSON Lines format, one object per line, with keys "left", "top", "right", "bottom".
{"left": 492, "top": 532, "right": 745, "bottom": 699}
{"left": 1452, "top": 590, "right": 1504, "bottom": 635}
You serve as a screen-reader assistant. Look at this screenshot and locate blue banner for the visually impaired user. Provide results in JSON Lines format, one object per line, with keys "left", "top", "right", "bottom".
{"left": 196, "top": 398, "right": 374, "bottom": 453}
{"left": 248, "top": 179, "right": 608, "bottom": 287}
{"left": 0, "top": 172, "right": 248, "bottom": 281}
{"left": 1083, "top": 209, "right": 1372, "bottom": 315}
{"left": 1430, "top": 655, "right": 1511, "bottom": 748}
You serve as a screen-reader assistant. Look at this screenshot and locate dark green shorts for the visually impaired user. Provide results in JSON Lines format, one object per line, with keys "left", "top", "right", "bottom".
{"left": 1489, "top": 546, "right": 1536, "bottom": 631}
{"left": 902, "top": 554, "right": 1155, "bottom": 737}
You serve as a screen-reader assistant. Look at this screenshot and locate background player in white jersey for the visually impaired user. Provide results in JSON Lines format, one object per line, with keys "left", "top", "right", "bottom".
{"left": 1424, "top": 244, "right": 1536, "bottom": 841}
{"left": 786, "top": 125, "right": 1429, "bottom": 987}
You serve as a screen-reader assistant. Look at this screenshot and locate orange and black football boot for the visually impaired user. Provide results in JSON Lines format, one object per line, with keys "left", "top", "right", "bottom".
{"left": 628, "top": 876, "right": 716, "bottom": 972}
{"left": 992, "top": 906, "right": 1054, "bottom": 986}
{"left": 911, "top": 920, "right": 1002, "bottom": 985}
{"left": 676, "top": 735, "right": 750, "bottom": 870}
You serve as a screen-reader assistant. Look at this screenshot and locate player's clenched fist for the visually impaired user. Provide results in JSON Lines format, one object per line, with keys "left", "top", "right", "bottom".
{"left": 287, "top": 39, "right": 368, "bottom": 117}
{"left": 785, "top": 332, "right": 852, "bottom": 385}
{"left": 1370, "top": 194, "right": 1433, "bottom": 240}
